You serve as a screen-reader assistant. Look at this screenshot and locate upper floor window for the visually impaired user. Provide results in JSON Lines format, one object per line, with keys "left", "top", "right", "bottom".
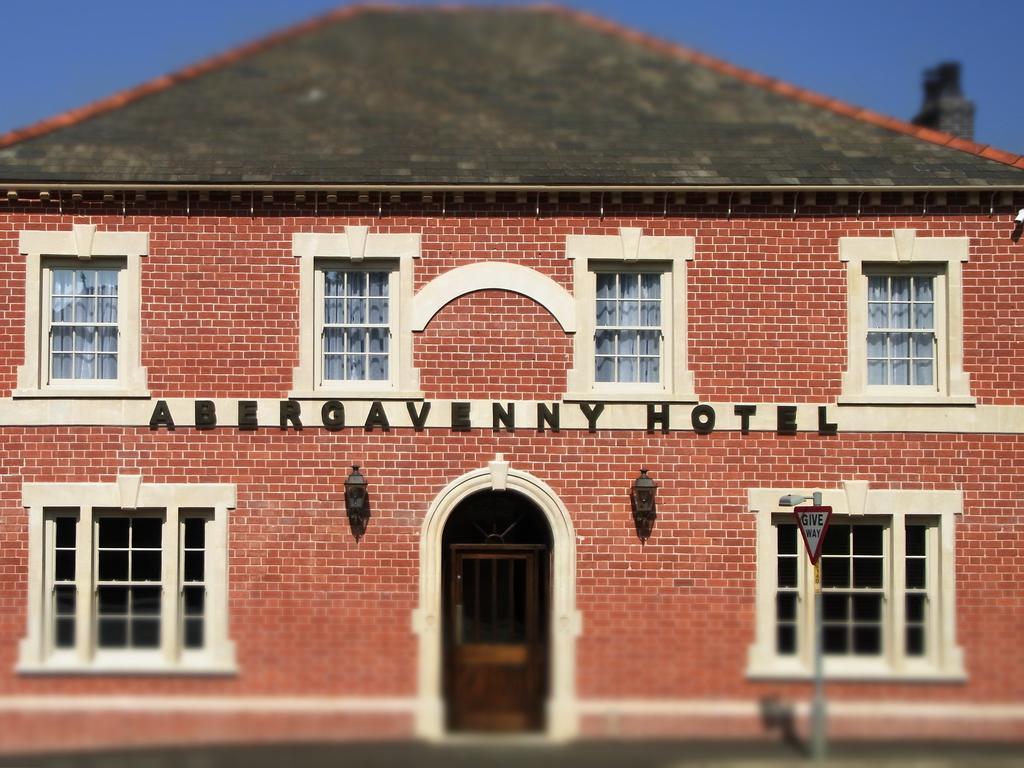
{"left": 48, "top": 265, "right": 121, "bottom": 381}
{"left": 15, "top": 226, "right": 148, "bottom": 398}
{"left": 565, "top": 228, "right": 696, "bottom": 402}
{"left": 291, "top": 229, "right": 421, "bottom": 398}
{"left": 321, "top": 268, "right": 391, "bottom": 383}
{"left": 595, "top": 270, "right": 663, "bottom": 384}
{"left": 839, "top": 230, "right": 972, "bottom": 405}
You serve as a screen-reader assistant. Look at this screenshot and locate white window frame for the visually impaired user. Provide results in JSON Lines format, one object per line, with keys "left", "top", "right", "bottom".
{"left": 747, "top": 486, "right": 965, "bottom": 681}
{"left": 839, "top": 230, "right": 973, "bottom": 405}
{"left": 18, "top": 478, "right": 236, "bottom": 674}
{"left": 565, "top": 228, "right": 696, "bottom": 402}
{"left": 15, "top": 226, "right": 149, "bottom": 398}
{"left": 290, "top": 229, "right": 422, "bottom": 399}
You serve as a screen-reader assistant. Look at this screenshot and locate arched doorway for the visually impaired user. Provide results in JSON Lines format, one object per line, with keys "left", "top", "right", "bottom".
{"left": 415, "top": 462, "right": 579, "bottom": 741}
{"left": 442, "top": 490, "right": 552, "bottom": 732}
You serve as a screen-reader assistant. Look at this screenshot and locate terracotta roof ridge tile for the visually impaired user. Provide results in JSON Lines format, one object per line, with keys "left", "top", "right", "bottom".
{"left": 544, "top": 5, "right": 1024, "bottom": 172}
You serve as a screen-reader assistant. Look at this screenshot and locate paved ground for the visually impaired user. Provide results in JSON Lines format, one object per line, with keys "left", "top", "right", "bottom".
{"left": 0, "top": 741, "right": 1021, "bottom": 768}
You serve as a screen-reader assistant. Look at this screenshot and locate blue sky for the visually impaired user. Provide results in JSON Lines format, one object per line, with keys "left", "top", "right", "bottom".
{"left": 1, "top": 0, "right": 1019, "bottom": 153}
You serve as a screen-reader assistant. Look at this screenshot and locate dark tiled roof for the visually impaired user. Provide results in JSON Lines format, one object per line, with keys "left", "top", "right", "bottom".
{"left": 1, "top": 6, "right": 1022, "bottom": 186}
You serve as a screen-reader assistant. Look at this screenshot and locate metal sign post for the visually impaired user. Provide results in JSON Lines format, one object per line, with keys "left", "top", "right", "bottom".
{"left": 782, "top": 491, "right": 832, "bottom": 762}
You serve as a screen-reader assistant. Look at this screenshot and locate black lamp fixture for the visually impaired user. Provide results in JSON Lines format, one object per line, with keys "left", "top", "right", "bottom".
{"left": 630, "top": 467, "right": 658, "bottom": 543}
{"left": 344, "top": 464, "right": 370, "bottom": 541}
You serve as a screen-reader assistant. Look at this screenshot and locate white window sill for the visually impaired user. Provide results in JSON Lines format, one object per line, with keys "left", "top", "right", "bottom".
{"left": 16, "top": 660, "right": 238, "bottom": 677}
{"left": 287, "top": 389, "right": 425, "bottom": 401}
{"left": 837, "top": 394, "right": 977, "bottom": 407}
{"left": 563, "top": 390, "right": 698, "bottom": 404}
{"left": 746, "top": 658, "right": 966, "bottom": 683}
{"left": 13, "top": 387, "right": 152, "bottom": 400}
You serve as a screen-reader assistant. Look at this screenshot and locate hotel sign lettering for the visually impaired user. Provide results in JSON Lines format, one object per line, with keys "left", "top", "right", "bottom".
{"left": 148, "top": 399, "right": 839, "bottom": 435}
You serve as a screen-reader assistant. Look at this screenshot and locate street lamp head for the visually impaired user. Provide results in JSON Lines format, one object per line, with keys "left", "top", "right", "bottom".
{"left": 778, "top": 494, "right": 808, "bottom": 507}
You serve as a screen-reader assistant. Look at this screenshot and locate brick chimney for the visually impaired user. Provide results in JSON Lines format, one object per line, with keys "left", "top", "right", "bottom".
{"left": 912, "top": 62, "right": 975, "bottom": 140}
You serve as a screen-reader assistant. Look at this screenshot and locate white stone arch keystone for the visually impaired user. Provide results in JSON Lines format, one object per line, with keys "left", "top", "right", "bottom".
{"left": 412, "top": 461, "right": 581, "bottom": 741}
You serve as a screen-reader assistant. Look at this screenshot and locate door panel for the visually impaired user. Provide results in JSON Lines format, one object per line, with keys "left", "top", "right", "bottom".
{"left": 447, "top": 547, "right": 545, "bottom": 732}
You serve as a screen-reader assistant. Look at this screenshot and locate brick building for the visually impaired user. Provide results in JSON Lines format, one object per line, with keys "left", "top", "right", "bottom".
{"left": 0, "top": 4, "right": 1023, "bottom": 753}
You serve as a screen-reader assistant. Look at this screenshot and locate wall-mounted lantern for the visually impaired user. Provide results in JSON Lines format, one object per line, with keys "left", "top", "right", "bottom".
{"left": 344, "top": 464, "right": 370, "bottom": 541}
{"left": 630, "top": 467, "right": 658, "bottom": 543}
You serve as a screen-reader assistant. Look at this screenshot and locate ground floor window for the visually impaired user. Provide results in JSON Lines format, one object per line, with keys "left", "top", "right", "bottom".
{"left": 749, "top": 487, "right": 964, "bottom": 681}
{"left": 19, "top": 479, "right": 235, "bottom": 673}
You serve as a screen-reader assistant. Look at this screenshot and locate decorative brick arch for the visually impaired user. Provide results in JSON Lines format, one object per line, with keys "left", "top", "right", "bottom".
{"left": 412, "top": 457, "right": 581, "bottom": 740}
{"left": 411, "top": 262, "right": 576, "bottom": 332}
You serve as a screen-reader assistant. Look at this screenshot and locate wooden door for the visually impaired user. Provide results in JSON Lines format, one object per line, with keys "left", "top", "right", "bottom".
{"left": 446, "top": 545, "right": 546, "bottom": 732}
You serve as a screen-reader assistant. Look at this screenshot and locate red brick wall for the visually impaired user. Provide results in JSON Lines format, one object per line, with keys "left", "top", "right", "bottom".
{"left": 0, "top": 199, "right": 1022, "bottom": 749}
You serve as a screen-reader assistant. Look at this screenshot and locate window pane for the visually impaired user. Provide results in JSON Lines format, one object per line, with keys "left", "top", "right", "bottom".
{"left": 906, "top": 593, "right": 926, "bottom": 623}
{"left": 184, "top": 551, "right": 204, "bottom": 582}
{"left": 346, "top": 355, "right": 365, "bottom": 380}
{"left": 867, "top": 359, "right": 886, "bottom": 385}
{"left": 132, "top": 618, "right": 160, "bottom": 648}
{"left": 98, "top": 296, "right": 118, "bottom": 323}
{"left": 368, "top": 355, "right": 388, "bottom": 380}
{"left": 914, "top": 277, "right": 934, "bottom": 302}
{"left": 368, "top": 271, "right": 388, "bottom": 297}
{"left": 777, "top": 524, "right": 797, "bottom": 555}
{"left": 323, "top": 356, "right": 343, "bottom": 380}
{"left": 324, "top": 297, "right": 343, "bottom": 324}
{"left": 131, "top": 586, "right": 162, "bottom": 616}
{"left": 906, "top": 558, "right": 926, "bottom": 590}
{"left": 55, "top": 517, "right": 76, "bottom": 548}
{"left": 133, "top": 518, "right": 162, "bottom": 548}
{"left": 912, "top": 332, "right": 933, "bottom": 358}
{"left": 368, "top": 297, "right": 388, "bottom": 324}
{"left": 823, "top": 625, "right": 848, "bottom": 654}
{"left": 868, "top": 303, "right": 887, "bottom": 329}
{"left": 54, "top": 585, "right": 76, "bottom": 613}
{"left": 52, "top": 296, "right": 72, "bottom": 323}
{"left": 776, "top": 624, "right": 796, "bottom": 655}
{"left": 74, "top": 296, "right": 95, "bottom": 324}
{"left": 852, "top": 557, "right": 883, "bottom": 588}
{"left": 184, "top": 518, "right": 205, "bottom": 549}
{"left": 55, "top": 617, "right": 75, "bottom": 649}
{"left": 324, "top": 327, "right": 343, "bottom": 353}
{"left": 640, "top": 272, "right": 660, "bottom": 299}
{"left": 183, "top": 586, "right": 205, "bottom": 614}
{"left": 617, "top": 356, "right": 636, "bottom": 383}
{"left": 98, "top": 586, "right": 129, "bottom": 614}
{"left": 640, "top": 301, "right": 660, "bottom": 327}
{"left": 821, "top": 558, "right": 849, "bottom": 588}
{"left": 619, "top": 274, "right": 638, "bottom": 299}
{"left": 595, "top": 330, "right": 614, "bottom": 355}
{"left": 98, "top": 618, "right": 127, "bottom": 648}
{"left": 913, "top": 302, "right": 933, "bottom": 330}
{"left": 324, "top": 270, "right": 343, "bottom": 296}
{"left": 74, "top": 326, "right": 96, "bottom": 352}
{"left": 368, "top": 327, "right": 388, "bottom": 354}
{"left": 184, "top": 618, "right": 204, "bottom": 649}
{"left": 639, "top": 358, "right": 659, "bottom": 384}
{"left": 777, "top": 557, "right": 797, "bottom": 588}
{"left": 97, "top": 269, "right": 118, "bottom": 296}
{"left": 822, "top": 594, "right": 848, "bottom": 622}
{"left": 890, "top": 332, "right": 909, "bottom": 359}
{"left": 776, "top": 592, "right": 797, "bottom": 621}
{"left": 346, "top": 328, "right": 365, "bottom": 354}
{"left": 891, "top": 359, "right": 909, "bottom": 385}
{"left": 131, "top": 550, "right": 161, "bottom": 582}
{"left": 906, "top": 525, "right": 926, "bottom": 557}
{"left": 853, "top": 625, "right": 881, "bottom": 655}
{"left": 344, "top": 271, "right": 365, "bottom": 296}
{"left": 822, "top": 525, "right": 849, "bottom": 556}
{"left": 74, "top": 352, "right": 96, "bottom": 379}
{"left": 638, "top": 330, "right": 659, "bottom": 356}
{"left": 346, "top": 297, "right": 366, "bottom": 324}
{"left": 52, "top": 268, "right": 73, "bottom": 295}
{"left": 52, "top": 326, "right": 72, "bottom": 352}
{"left": 55, "top": 550, "right": 76, "bottom": 581}
{"left": 852, "top": 593, "right": 882, "bottom": 622}
{"left": 619, "top": 299, "right": 638, "bottom": 327}
{"left": 891, "top": 276, "right": 910, "bottom": 301}
{"left": 595, "top": 356, "right": 614, "bottom": 382}
{"left": 913, "top": 360, "right": 933, "bottom": 386}
{"left": 867, "top": 332, "right": 886, "bottom": 358}
{"left": 595, "top": 273, "right": 615, "bottom": 300}
{"left": 98, "top": 550, "right": 129, "bottom": 581}
{"left": 853, "top": 526, "right": 883, "bottom": 555}
{"left": 617, "top": 331, "right": 636, "bottom": 356}
{"left": 867, "top": 275, "right": 887, "bottom": 301}
{"left": 906, "top": 626, "right": 925, "bottom": 657}
{"left": 595, "top": 300, "right": 615, "bottom": 327}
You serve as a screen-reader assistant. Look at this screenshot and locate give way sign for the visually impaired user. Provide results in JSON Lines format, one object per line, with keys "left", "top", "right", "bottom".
{"left": 793, "top": 505, "right": 833, "bottom": 565}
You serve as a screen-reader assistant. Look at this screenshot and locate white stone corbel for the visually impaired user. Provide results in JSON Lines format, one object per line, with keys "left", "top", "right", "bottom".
{"left": 72, "top": 223, "right": 97, "bottom": 261}
{"left": 117, "top": 474, "right": 143, "bottom": 510}
{"left": 843, "top": 479, "right": 870, "bottom": 516}
{"left": 488, "top": 454, "right": 510, "bottom": 490}
{"left": 345, "top": 225, "right": 369, "bottom": 263}
{"left": 893, "top": 228, "right": 916, "bottom": 263}
{"left": 619, "top": 227, "right": 642, "bottom": 263}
